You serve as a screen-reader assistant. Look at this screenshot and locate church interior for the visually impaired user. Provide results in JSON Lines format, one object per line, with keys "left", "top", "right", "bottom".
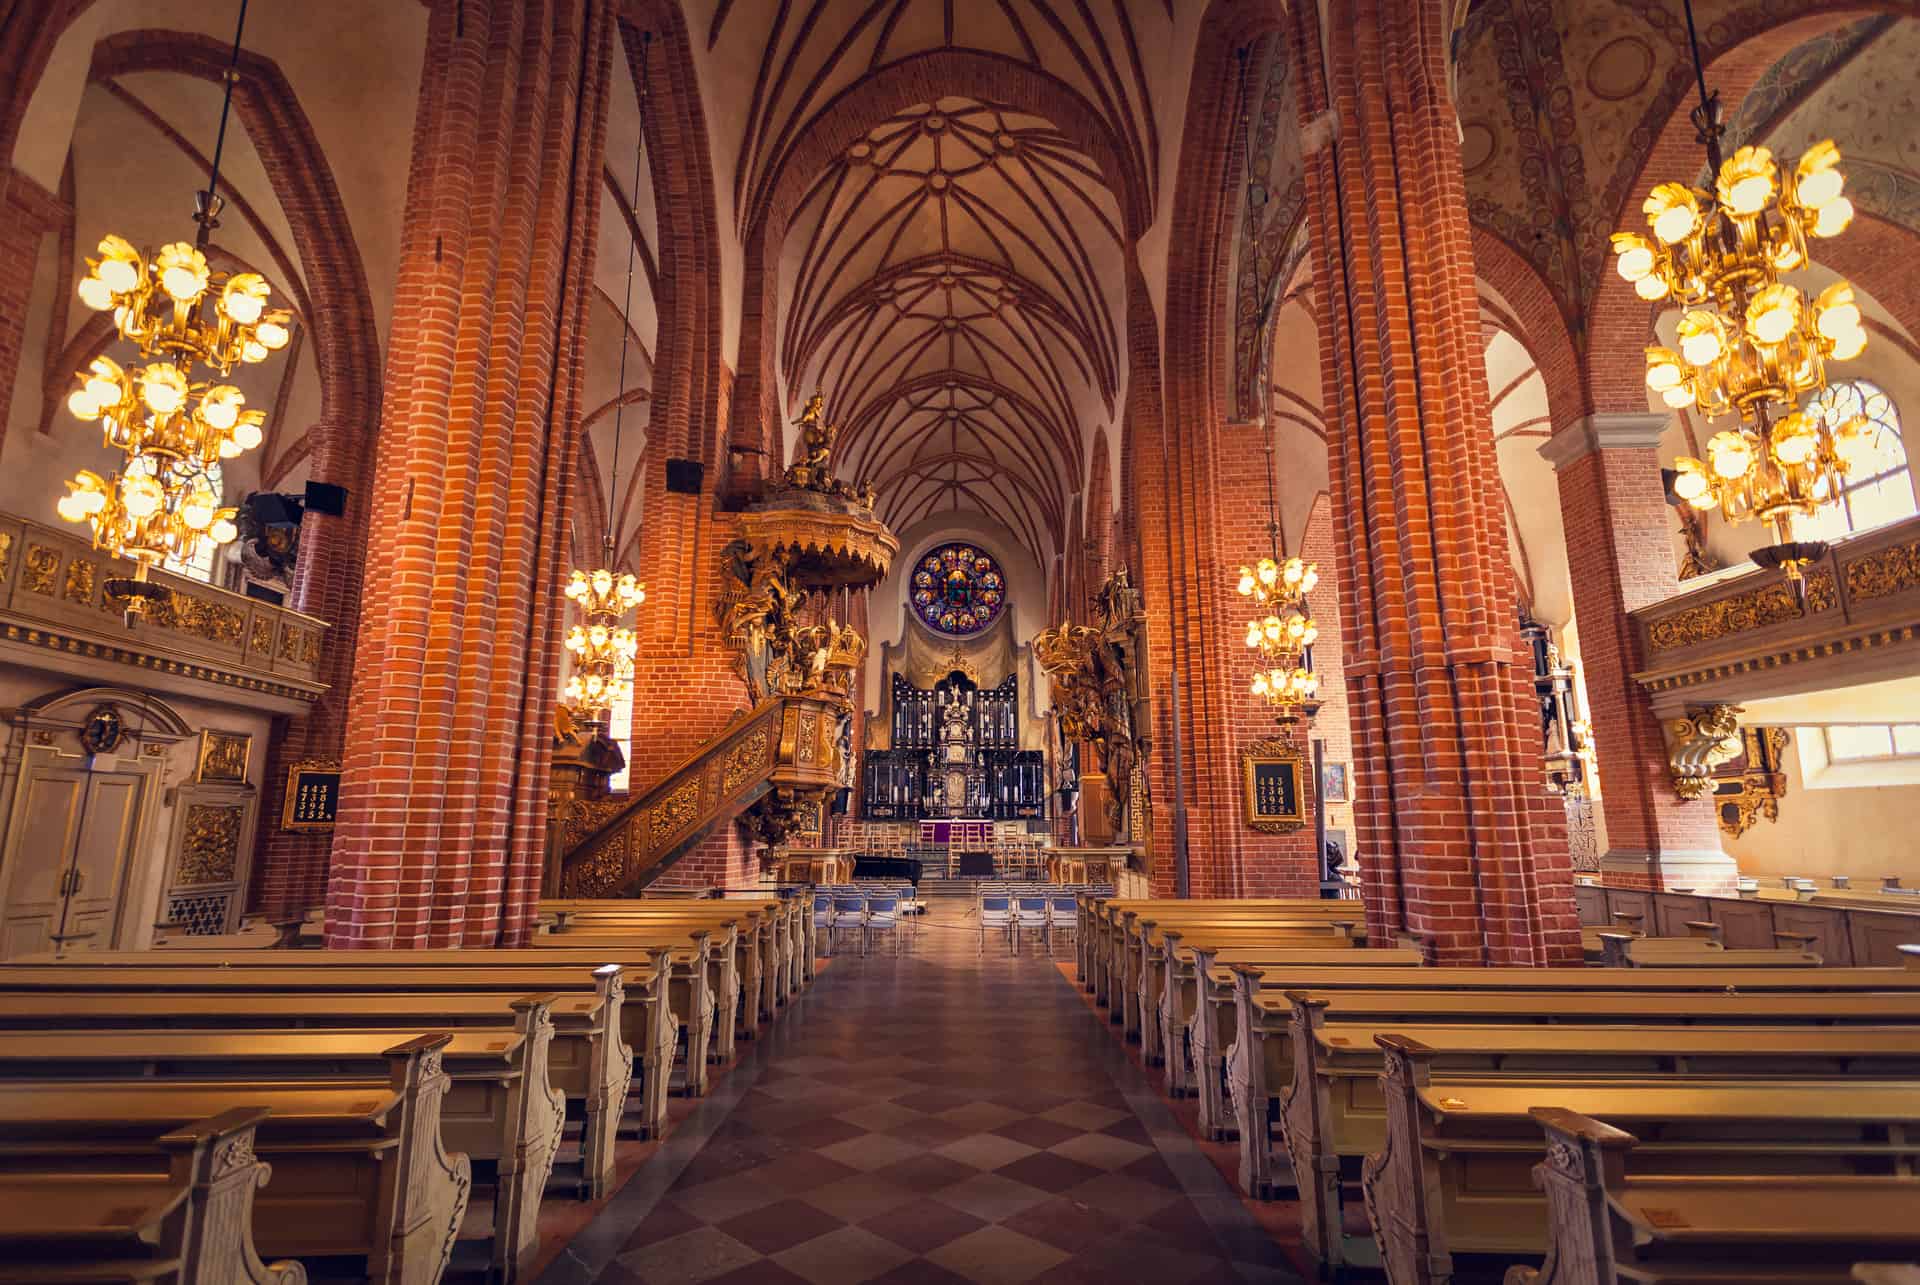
{"left": 4, "top": 0, "right": 1920, "bottom": 1281}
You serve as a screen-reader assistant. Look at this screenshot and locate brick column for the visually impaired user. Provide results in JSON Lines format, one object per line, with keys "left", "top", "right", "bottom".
{"left": 1297, "top": 0, "right": 1578, "bottom": 964}
{"left": 0, "top": 168, "right": 66, "bottom": 455}
{"left": 327, "top": 0, "right": 614, "bottom": 947}
{"left": 1540, "top": 413, "right": 1731, "bottom": 893}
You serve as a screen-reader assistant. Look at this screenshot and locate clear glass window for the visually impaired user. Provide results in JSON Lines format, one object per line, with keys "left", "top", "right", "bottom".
{"left": 1794, "top": 381, "right": 1914, "bottom": 542}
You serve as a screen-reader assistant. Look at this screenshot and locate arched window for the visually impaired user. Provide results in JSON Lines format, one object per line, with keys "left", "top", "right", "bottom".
{"left": 124, "top": 457, "right": 224, "bottom": 583}
{"left": 1794, "top": 380, "right": 1915, "bottom": 542}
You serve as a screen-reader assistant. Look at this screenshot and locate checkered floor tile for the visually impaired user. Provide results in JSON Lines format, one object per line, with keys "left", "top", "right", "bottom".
{"left": 552, "top": 899, "right": 1304, "bottom": 1284}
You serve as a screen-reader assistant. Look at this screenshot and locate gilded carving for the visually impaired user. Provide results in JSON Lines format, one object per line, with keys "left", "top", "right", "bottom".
{"left": 562, "top": 797, "right": 628, "bottom": 850}
{"left": 1666, "top": 704, "right": 1744, "bottom": 800}
{"left": 723, "top": 728, "right": 771, "bottom": 794}
{"left": 250, "top": 615, "right": 275, "bottom": 655}
{"left": 0, "top": 530, "right": 14, "bottom": 585}
{"left": 277, "top": 624, "right": 317, "bottom": 663}
{"left": 1644, "top": 580, "right": 1802, "bottom": 653}
{"left": 649, "top": 778, "right": 702, "bottom": 848}
{"left": 795, "top": 712, "right": 820, "bottom": 766}
{"left": 176, "top": 804, "right": 244, "bottom": 886}
{"left": 1844, "top": 538, "right": 1920, "bottom": 604}
{"left": 63, "top": 557, "right": 95, "bottom": 604}
{"left": 23, "top": 544, "right": 58, "bottom": 596}
{"left": 1803, "top": 568, "right": 1838, "bottom": 613}
{"left": 563, "top": 831, "right": 630, "bottom": 897}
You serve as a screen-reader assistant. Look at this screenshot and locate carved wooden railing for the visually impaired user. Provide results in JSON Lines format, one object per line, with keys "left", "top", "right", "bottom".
{"left": 1630, "top": 513, "right": 1920, "bottom": 714}
{"left": 0, "top": 511, "right": 326, "bottom": 706}
{"left": 557, "top": 694, "right": 846, "bottom": 895}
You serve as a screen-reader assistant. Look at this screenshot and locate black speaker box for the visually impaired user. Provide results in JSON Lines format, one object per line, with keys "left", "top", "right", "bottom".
{"left": 304, "top": 481, "right": 349, "bottom": 516}
{"left": 665, "top": 459, "right": 704, "bottom": 495}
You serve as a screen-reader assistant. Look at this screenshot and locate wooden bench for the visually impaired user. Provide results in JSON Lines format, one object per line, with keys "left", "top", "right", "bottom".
{"left": 1509, "top": 1107, "right": 1920, "bottom": 1285}
{"left": 1104, "top": 908, "right": 1360, "bottom": 1033}
{"left": 0, "top": 961, "right": 646, "bottom": 1196}
{"left": 541, "top": 919, "right": 758, "bottom": 1061}
{"left": 1273, "top": 1000, "right": 1920, "bottom": 1271}
{"left": 1080, "top": 897, "right": 1362, "bottom": 1007}
{"left": 0, "top": 1036, "right": 470, "bottom": 1285}
{"left": 0, "top": 1013, "right": 562, "bottom": 1281}
{"left": 0, "top": 1106, "right": 304, "bottom": 1284}
{"left": 1363, "top": 1041, "right": 1920, "bottom": 1285}
{"left": 542, "top": 896, "right": 809, "bottom": 1002}
{"left": 1124, "top": 919, "right": 1356, "bottom": 1051}
{"left": 1598, "top": 933, "right": 1822, "bottom": 968}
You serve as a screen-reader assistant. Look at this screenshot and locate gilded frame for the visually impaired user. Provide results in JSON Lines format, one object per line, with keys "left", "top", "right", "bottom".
{"left": 281, "top": 759, "right": 342, "bottom": 832}
{"left": 1241, "top": 736, "right": 1307, "bottom": 833}
{"left": 195, "top": 729, "right": 253, "bottom": 784}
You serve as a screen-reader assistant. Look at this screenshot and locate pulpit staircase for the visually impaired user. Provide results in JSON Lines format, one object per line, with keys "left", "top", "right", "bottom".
{"left": 555, "top": 693, "right": 846, "bottom": 896}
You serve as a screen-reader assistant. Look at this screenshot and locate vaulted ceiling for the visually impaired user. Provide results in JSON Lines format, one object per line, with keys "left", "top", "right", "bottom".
{"left": 699, "top": 0, "right": 1175, "bottom": 565}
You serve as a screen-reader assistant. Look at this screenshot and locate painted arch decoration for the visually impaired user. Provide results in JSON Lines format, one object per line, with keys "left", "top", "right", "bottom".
{"left": 911, "top": 543, "right": 1007, "bottom": 636}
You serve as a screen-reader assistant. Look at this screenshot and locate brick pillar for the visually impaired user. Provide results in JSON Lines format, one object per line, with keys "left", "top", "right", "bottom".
{"left": 1540, "top": 414, "right": 1730, "bottom": 893}
{"left": 327, "top": 0, "right": 614, "bottom": 947}
{"left": 1298, "top": 0, "right": 1578, "bottom": 964}
{"left": 0, "top": 168, "right": 65, "bottom": 454}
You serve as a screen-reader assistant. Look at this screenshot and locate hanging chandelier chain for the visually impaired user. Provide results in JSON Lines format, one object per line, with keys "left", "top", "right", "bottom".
{"left": 194, "top": 0, "right": 251, "bottom": 248}
{"left": 1679, "top": 0, "right": 1725, "bottom": 176}
{"left": 606, "top": 29, "right": 653, "bottom": 557}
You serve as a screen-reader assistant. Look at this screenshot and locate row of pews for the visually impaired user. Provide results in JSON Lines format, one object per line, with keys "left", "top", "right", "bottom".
{"left": 0, "top": 895, "right": 813, "bottom": 1285}
{"left": 1079, "top": 894, "right": 1920, "bottom": 1285}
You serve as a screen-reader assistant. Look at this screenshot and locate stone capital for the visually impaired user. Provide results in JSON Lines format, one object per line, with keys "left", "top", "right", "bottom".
{"left": 1537, "top": 412, "right": 1673, "bottom": 472}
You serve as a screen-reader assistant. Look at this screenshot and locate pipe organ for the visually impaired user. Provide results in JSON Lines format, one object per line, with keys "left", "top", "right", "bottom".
{"left": 863, "top": 673, "right": 1044, "bottom": 819}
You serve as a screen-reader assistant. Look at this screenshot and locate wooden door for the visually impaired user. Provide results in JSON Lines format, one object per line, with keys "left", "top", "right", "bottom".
{"left": 59, "top": 770, "right": 148, "bottom": 952}
{"left": 0, "top": 764, "right": 88, "bottom": 958}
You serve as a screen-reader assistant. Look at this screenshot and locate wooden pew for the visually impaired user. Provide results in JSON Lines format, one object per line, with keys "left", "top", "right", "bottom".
{"left": 1124, "top": 919, "right": 1355, "bottom": 1051}
{"left": 0, "top": 1010, "right": 562, "bottom": 1281}
{"left": 0, "top": 961, "right": 646, "bottom": 1195}
{"left": 1598, "top": 933, "right": 1822, "bottom": 968}
{"left": 543, "top": 896, "right": 808, "bottom": 1004}
{"left": 1509, "top": 1107, "right": 1920, "bottom": 1285}
{"left": 1080, "top": 897, "right": 1361, "bottom": 1008}
{"left": 1362, "top": 1040, "right": 1920, "bottom": 1285}
{"left": 1104, "top": 907, "right": 1359, "bottom": 1032}
{"left": 1273, "top": 999, "right": 1920, "bottom": 1271}
{"left": 0, "top": 1107, "right": 305, "bottom": 1285}
{"left": 1163, "top": 936, "right": 1423, "bottom": 1135}
{"left": 0, "top": 1036, "right": 470, "bottom": 1285}
{"left": 544, "top": 919, "right": 757, "bottom": 1062}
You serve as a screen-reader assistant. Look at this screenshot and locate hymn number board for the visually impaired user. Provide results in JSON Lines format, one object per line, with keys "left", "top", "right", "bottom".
{"left": 282, "top": 761, "right": 343, "bottom": 832}
{"left": 1241, "top": 738, "right": 1307, "bottom": 833}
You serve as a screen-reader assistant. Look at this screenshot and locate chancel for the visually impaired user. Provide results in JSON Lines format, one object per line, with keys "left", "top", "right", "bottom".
{"left": 3, "top": 1, "right": 1920, "bottom": 1282}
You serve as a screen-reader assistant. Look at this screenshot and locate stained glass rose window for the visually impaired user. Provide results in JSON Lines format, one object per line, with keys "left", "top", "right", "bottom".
{"left": 910, "top": 543, "right": 1006, "bottom": 636}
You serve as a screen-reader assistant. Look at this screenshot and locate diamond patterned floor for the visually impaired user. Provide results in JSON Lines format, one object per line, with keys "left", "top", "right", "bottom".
{"left": 536, "top": 901, "right": 1304, "bottom": 1285}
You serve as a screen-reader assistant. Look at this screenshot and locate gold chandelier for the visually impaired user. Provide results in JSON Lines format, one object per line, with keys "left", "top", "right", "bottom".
{"left": 562, "top": 559, "right": 644, "bottom": 718}
{"left": 1236, "top": 555, "right": 1320, "bottom": 720}
{"left": 1609, "top": 0, "right": 1869, "bottom": 579}
{"left": 54, "top": 3, "right": 286, "bottom": 614}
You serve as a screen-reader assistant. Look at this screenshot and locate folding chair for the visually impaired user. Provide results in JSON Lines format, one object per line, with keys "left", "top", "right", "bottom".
{"left": 865, "top": 892, "right": 902, "bottom": 956}
{"left": 1047, "top": 895, "right": 1078, "bottom": 956}
{"left": 1012, "top": 895, "right": 1049, "bottom": 953}
{"left": 832, "top": 893, "right": 867, "bottom": 955}
{"left": 978, "top": 893, "right": 1012, "bottom": 954}
{"left": 812, "top": 892, "right": 834, "bottom": 957}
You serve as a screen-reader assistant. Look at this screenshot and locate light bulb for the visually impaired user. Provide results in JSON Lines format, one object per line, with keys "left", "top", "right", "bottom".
{"left": 1250, "top": 673, "right": 1270, "bottom": 697}
{"left": 221, "top": 273, "right": 269, "bottom": 324}
{"left": 1770, "top": 413, "right": 1816, "bottom": 467}
{"left": 56, "top": 493, "right": 85, "bottom": 523}
{"left": 1812, "top": 195, "right": 1854, "bottom": 238}
{"left": 1671, "top": 459, "right": 1710, "bottom": 501}
{"left": 233, "top": 411, "right": 265, "bottom": 451}
{"left": 1829, "top": 325, "right": 1867, "bottom": 361}
{"left": 1256, "top": 558, "right": 1278, "bottom": 587}
{"left": 1301, "top": 624, "right": 1319, "bottom": 647}
{"left": 210, "top": 515, "right": 238, "bottom": 544}
{"left": 256, "top": 312, "right": 291, "bottom": 349}
{"left": 1634, "top": 274, "right": 1671, "bottom": 302}
{"left": 1611, "top": 232, "right": 1656, "bottom": 280}
{"left": 1643, "top": 183, "right": 1700, "bottom": 244}
{"left": 199, "top": 385, "right": 243, "bottom": 431}
{"left": 77, "top": 275, "right": 114, "bottom": 310}
{"left": 592, "top": 568, "right": 613, "bottom": 595}
{"left": 180, "top": 489, "right": 216, "bottom": 531}
{"left": 1236, "top": 567, "right": 1255, "bottom": 596}
{"left": 1282, "top": 558, "right": 1304, "bottom": 586}
{"left": 1745, "top": 283, "right": 1800, "bottom": 347}
{"left": 95, "top": 235, "right": 141, "bottom": 293}
{"left": 1718, "top": 146, "right": 1777, "bottom": 217}
{"left": 122, "top": 473, "right": 163, "bottom": 518}
{"left": 1244, "top": 624, "right": 1261, "bottom": 649}
{"left": 1263, "top": 615, "right": 1282, "bottom": 641}
{"left": 1794, "top": 140, "right": 1844, "bottom": 208}
{"left": 1661, "top": 383, "right": 1697, "bottom": 409}
{"left": 1815, "top": 282, "right": 1861, "bottom": 341}
{"left": 1677, "top": 311, "right": 1725, "bottom": 367}
{"left": 1772, "top": 239, "right": 1804, "bottom": 272}
{"left": 1644, "top": 347, "right": 1685, "bottom": 392}
{"left": 218, "top": 437, "right": 242, "bottom": 459}
{"left": 240, "top": 339, "right": 268, "bottom": 364}
{"left": 139, "top": 363, "right": 187, "bottom": 414}
{"left": 1707, "top": 430, "right": 1754, "bottom": 480}
{"left": 1300, "top": 568, "right": 1319, "bottom": 594}
{"left": 67, "top": 388, "right": 102, "bottom": 421}
{"left": 155, "top": 242, "right": 209, "bottom": 302}
{"left": 84, "top": 356, "right": 125, "bottom": 409}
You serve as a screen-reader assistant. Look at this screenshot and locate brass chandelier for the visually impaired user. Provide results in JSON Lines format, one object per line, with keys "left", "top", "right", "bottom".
{"left": 562, "top": 35, "right": 648, "bottom": 723}
{"left": 1610, "top": 0, "right": 1870, "bottom": 581}
{"left": 57, "top": 0, "right": 288, "bottom": 614}
{"left": 1234, "top": 411, "right": 1320, "bottom": 721}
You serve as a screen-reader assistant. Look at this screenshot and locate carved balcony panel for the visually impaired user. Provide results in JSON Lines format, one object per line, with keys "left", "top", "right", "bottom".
{"left": 0, "top": 511, "right": 326, "bottom": 713}
{"left": 1631, "top": 514, "right": 1920, "bottom": 716}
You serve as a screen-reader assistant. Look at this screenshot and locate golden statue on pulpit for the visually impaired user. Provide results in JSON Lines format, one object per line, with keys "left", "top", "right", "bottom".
{"left": 783, "top": 392, "right": 876, "bottom": 508}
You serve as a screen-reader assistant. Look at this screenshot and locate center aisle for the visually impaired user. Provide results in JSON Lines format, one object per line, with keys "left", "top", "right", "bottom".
{"left": 536, "top": 897, "right": 1303, "bottom": 1284}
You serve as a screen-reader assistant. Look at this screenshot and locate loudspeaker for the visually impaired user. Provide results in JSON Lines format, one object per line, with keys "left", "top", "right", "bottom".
{"left": 665, "top": 459, "right": 704, "bottom": 495}
{"left": 304, "top": 481, "right": 349, "bottom": 516}
{"left": 243, "top": 582, "right": 286, "bottom": 606}
{"left": 245, "top": 492, "right": 301, "bottom": 526}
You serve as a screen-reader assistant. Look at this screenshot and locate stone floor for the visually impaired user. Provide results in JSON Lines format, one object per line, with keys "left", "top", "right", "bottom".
{"left": 532, "top": 899, "right": 1304, "bottom": 1285}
